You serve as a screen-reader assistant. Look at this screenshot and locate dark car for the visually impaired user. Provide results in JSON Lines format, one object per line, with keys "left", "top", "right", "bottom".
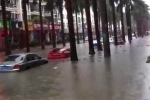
{"left": 0, "top": 53, "right": 48, "bottom": 71}
{"left": 48, "top": 48, "right": 70, "bottom": 59}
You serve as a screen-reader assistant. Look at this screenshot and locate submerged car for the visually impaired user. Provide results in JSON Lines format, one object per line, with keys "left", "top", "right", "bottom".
{"left": 0, "top": 53, "right": 48, "bottom": 71}
{"left": 48, "top": 48, "right": 71, "bottom": 59}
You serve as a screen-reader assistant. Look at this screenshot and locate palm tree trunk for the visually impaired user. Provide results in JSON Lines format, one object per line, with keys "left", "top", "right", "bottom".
{"left": 59, "top": 4, "right": 66, "bottom": 46}
{"left": 1, "top": 0, "right": 11, "bottom": 55}
{"left": 81, "top": 9, "right": 85, "bottom": 43}
{"left": 126, "top": 5, "right": 132, "bottom": 42}
{"left": 22, "top": 0, "right": 30, "bottom": 52}
{"left": 39, "top": 0, "right": 45, "bottom": 49}
{"left": 98, "top": 15, "right": 101, "bottom": 31}
{"left": 75, "top": 12, "right": 80, "bottom": 44}
{"left": 99, "top": 0, "right": 111, "bottom": 57}
{"left": 84, "top": 0, "right": 95, "bottom": 55}
{"left": 51, "top": 9, "right": 56, "bottom": 48}
{"left": 120, "top": 7, "right": 125, "bottom": 42}
{"left": 65, "top": 0, "right": 78, "bottom": 61}
{"left": 93, "top": 0, "right": 103, "bottom": 51}
{"left": 111, "top": 0, "right": 118, "bottom": 45}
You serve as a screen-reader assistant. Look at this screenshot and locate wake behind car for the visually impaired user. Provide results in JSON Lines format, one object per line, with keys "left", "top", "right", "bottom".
{"left": 48, "top": 48, "right": 70, "bottom": 59}
{"left": 0, "top": 53, "right": 48, "bottom": 71}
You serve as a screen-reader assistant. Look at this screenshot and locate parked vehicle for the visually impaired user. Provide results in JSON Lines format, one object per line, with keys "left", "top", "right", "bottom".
{"left": 48, "top": 48, "right": 70, "bottom": 59}
{"left": 0, "top": 53, "right": 48, "bottom": 71}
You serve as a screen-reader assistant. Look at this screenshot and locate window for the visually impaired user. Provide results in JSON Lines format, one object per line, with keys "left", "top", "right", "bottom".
{"left": 4, "top": 55, "right": 24, "bottom": 62}
{"left": 32, "top": 54, "right": 41, "bottom": 60}
{"left": 26, "top": 54, "right": 35, "bottom": 61}
{"left": 78, "top": 17, "right": 81, "bottom": 23}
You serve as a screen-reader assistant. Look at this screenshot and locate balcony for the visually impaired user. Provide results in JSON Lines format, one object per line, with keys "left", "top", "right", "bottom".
{"left": 0, "top": 3, "right": 18, "bottom": 12}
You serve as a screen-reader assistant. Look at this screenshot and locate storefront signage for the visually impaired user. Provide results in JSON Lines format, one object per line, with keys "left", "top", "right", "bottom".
{"left": 34, "top": 24, "right": 49, "bottom": 30}
{"left": 34, "top": 23, "right": 61, "bottom": 30}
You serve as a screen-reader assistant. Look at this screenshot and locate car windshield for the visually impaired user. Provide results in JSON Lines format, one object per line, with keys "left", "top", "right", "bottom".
{"left": 52, "top": 48, "right": 61, "bottom": 52}
{"left": 4, "top": 55, "right": 23, "bottom": 62}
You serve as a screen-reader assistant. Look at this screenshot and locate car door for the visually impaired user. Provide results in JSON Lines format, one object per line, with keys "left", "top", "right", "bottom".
{"left": 25, "top": 54, "right": 36, "bottom": 67}
{"left": 32, "top": 54, "right": 43, "bottom": 66}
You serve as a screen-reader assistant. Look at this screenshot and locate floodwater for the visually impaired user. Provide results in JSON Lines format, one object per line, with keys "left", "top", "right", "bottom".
{"left": 0, "top": 36, "right": 150, "bottom": 100}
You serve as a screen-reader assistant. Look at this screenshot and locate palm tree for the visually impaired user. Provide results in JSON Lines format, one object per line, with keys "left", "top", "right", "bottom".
{"left": 22, "top": 0, "right": 30, "bottom": 52}
{"left": 55, "top": 0, "right": 66, "bottom": 46}
{"left": 84, "top": 0, "right": 95, "bottom": 55}
{"left": 72, "top": 0, "right": 80, "bottom": 44}
{"left": 98, "top": 0, "right": 111, "bottom": 57}
{"left": 65, "top": 0, "right": 78, "bottom": 61}
{"left": 1, "top": 0, "right": 11, "bottom": 55}
{"left": 78, "top": 0, "right": 85, "bottom": 43}
{"left": 125, "top": 2, "right": 132, "bottom": 42}
{"left": 92, "top": 0, "right": 103, "bottom": 51}
{"left": 45, "top": 0, "right": 56, "bottom": 48}
{"left": 106, "top": 2, "right": 113, "bottom": 36}
{"left": 131, "top": 0, "right": 149, "bottom": 37}
{"left": 117, "top": 0, "right": 126, "bottom": 42}
{"left": 39, "top": 0, "right": 45, "bottom": 49}
{"left": 108, "top": 0, "right": 118, "bottom": 45}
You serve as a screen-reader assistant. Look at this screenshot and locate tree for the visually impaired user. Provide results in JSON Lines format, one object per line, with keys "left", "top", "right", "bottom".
{"left": 45, "top": 0, "right": 56, "bottom": 48}
{"left": 131, "top": 0, "right": 149, "bottom": 37}
{"left": 106, "top": 2, "right": 113, "bottom": 36}
{"left": 92, "top": 0, "right": 103, "bottom": 51}
{"left": 78, "top": 0, "right": 85, "bottom": 43}
{"left": 72, "top": 0, "right": 80, "bottom": 44}
{"left": 108, "top": 0, "right": 118, "bottom": 45}
{"left": 39, "top": 0, "right": 45, "bottom": 49}
{"left": 1, "top": 0, "right": 11, "bottom": 55}
{"left": 126, "top": 2, "right": 132, "bottom": 42}
{"left": 98, "top": 0, "right": 111, "bottom": 57}
{"left": 22, "top": 0, "right": 30, "bottom": 52}
{"left": 84, "top": 0, "right": 95, "bottom": 55}
{"left": 65, "top": 0, "right": 78, "bottom": 61}
{"left": 55, "top": 0, "right": 66, "bottom": 46}
{"left": 117, "top": 0, "right": 126, "bottom": 42}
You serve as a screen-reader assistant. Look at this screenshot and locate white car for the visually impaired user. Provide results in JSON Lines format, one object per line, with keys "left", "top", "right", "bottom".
{"left": 85, "top": 37, "right": 88, "bottom": 41}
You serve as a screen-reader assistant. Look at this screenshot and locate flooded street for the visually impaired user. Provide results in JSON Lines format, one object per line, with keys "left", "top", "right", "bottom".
{"left": 0, "top": 37, "right": 150, "bottom": 100}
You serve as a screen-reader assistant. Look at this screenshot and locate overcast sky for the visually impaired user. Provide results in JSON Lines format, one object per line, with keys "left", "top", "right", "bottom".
{"left": 144, "top": 0, "right": 150, "bottom": 7}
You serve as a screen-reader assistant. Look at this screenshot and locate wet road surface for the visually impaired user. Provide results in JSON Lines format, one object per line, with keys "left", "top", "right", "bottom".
{"left": 0, "top": 37, "right": 150, "bottom": 100}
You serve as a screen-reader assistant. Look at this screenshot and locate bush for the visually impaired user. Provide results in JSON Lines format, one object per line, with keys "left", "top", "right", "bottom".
{"left": 30, "top": 40, "right": 39, "bottom": 47}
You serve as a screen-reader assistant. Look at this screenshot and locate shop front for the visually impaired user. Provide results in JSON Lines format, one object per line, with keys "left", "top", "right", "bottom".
{"left": 20, "top": 21, "right": 34, "bottom": 48}
{"left": 33, "top": 23, "right": 61, "bottom": 44}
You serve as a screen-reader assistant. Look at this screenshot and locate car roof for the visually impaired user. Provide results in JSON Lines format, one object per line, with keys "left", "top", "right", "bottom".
{"left": 8, "top": 53, "right": 36, "bottom": 56}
